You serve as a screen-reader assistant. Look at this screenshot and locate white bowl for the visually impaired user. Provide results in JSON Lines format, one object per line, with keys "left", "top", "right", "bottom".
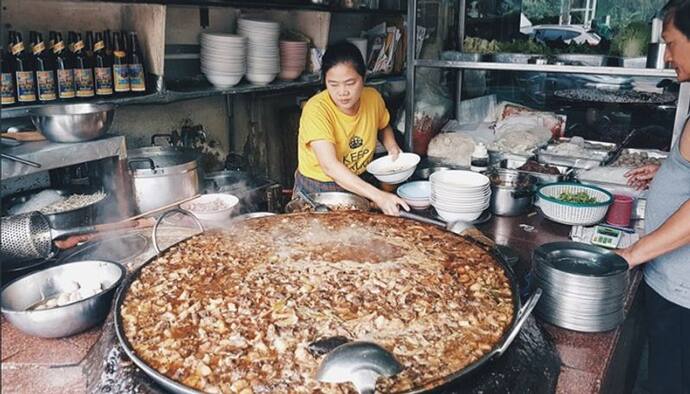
{"left": 432, "top": 200, "right": 489, "bottom": 212}
{"left": 205, "top": 74, "right": 244, "bottom": 88}
{"left": 435, "top": 208, "right": 484, "bottom": 222}
{"left": 246, "top": 72, "right": 277, "bottom": 85}
{"left": 430, "top": 170, "right": 490, "bottom": 189}
{"left": 180, "top": 193, "right": 240, "bottom": 221}
{"left": 366, "top": 153, "right": 421, "bottom": 184}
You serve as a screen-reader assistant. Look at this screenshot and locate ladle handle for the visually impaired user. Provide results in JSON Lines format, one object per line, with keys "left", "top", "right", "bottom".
{"left": 399, "top": 211, "right": 445, "bottom": 227}
{"left": 152, "top": 208, "right": 204, "bottom": 254}
{"left": 494, "top": 288, "right": 542, "bottom": 357}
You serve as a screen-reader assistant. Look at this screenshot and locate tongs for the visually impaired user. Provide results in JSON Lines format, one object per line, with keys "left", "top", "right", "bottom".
{"left": 603, "top": 128, "right": 639, "bottom": 166}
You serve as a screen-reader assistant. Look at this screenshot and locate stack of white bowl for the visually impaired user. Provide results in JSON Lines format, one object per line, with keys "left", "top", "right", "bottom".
{"left": 279, "top": 40, "right": 308, "bottom": 81}
{"left": 200, "top": 33, "right": 247, "bottom": 89}
{"left": 429, "top": 170, "right": 491, "bottom": 221}
{"left": 238, "top": 18, "right": 281, "bottom": 86}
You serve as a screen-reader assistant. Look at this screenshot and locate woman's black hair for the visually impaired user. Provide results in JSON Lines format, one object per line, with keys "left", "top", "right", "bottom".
{"left": 662, "top": 0, "right": 690, "bottom": 40}
{"left": 321, "top": 41, "right": 367, "bottom": 83}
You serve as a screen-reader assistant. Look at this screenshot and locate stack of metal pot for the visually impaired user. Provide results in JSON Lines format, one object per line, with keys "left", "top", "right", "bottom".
{"left": 489, "top": 168, "right": 536, "bottom": 216}
{"left": 532, "top": 242, "right": 629, "bottom": 332}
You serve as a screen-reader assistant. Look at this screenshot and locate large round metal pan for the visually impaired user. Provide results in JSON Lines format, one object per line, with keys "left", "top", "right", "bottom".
{"left": 113, "top": 212, "right": 541, "bottom": 394}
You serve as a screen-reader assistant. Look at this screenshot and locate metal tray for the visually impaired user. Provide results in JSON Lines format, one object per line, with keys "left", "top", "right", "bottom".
{"left": 537, "top": 150, "right": 604, "bottom": 169}
{"left": 553, "top": 137, "right": 617, "bottom": 153}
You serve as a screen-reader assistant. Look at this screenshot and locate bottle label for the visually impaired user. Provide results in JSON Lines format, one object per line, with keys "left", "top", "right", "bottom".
{"left": 75, "top": 68, "right": 95, "bottom": 97}
{"left": 94, "top": 41, "right": 105, "bottom": 52}
{"left": 73, "top": 41, "right": 85, "bottom": 52}
{"left": 15, "top": 71, "right": 37, "bottom": 102}
{"left": 11, "top": 42, "right": 25, "bottom": 55}
{"left": 113, "top": 64, "right": 130, "bottom": 92}
{"left": 32, "top": 41, "right": 46, "bottom": 55}
{"left": 128, "top": 63, "right": 145, "bottom": 92}
{"left": 1, "top": 73, "right": 16, "bottom": 104}
{"left": 36, "top": 70, "right": 57, "bottom": 101}
{"left": 95, "top": 67, "right": 113, "bottom": 95}
{"left": 57, "top": 69, "right": 76, "bottom": 99}
{"left": 114, "top": 50, "right": 126, "bottom": 59}
{"left": 53, "top": 41, "right": 65, "bottom": 54}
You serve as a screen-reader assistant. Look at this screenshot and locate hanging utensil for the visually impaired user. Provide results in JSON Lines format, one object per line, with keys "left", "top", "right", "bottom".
{"left": 1, "top": 153, "right": 41, "bottom": 168}
{"left": 0, "top": 212, "right": 143, "bottom": 265}
{"left": 296, "top": 189, "right": 331, "bottom": 212}
{"left": 316, "top": 341, "right": 403, "bottom": 394}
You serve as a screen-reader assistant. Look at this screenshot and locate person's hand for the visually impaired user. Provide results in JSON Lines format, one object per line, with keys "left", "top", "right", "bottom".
{"left": 625, "top": 164, "right": 660, "bottom": 190}
{"left": 615, "top": 247, "right": 641, "bottom": 270}
{"left": 387, "top": 145, "right": 401, "bottom": 162}
{"left": 373, "top": 191, "right": 409, "bottom": 216}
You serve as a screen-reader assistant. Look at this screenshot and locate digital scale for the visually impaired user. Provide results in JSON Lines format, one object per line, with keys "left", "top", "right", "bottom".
{"left": 590, "top": 225, "right": 623, "bottom": 248}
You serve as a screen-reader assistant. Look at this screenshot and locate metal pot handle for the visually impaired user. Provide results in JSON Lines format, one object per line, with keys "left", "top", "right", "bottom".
{"left": 493, "top": 288, "right": 542, "bottom": 357}
{"left": 127, "top": 158, "right": 156, "bottom": 172}
{"left": 152, "top": 208, "right": 204, "bottom": 254}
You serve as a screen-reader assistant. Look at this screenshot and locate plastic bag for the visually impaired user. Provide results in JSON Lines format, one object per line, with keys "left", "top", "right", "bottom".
{"left": 409, "top": 71, "right": 453, "bottom": 156}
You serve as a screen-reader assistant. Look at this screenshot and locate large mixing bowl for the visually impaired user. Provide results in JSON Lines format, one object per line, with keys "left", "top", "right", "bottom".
{"left": 1, "top": 260, "right": 125, "bottom": 338}
{"left": 30, "top": 103, "right": 115, "bottom": 143}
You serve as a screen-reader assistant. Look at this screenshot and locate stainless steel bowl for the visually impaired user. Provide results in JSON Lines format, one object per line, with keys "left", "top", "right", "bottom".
{"left": 0, "top": 260, "right": 125, "bottom": 338}
{"left": 30, "top": 103, "right": 115, "bottom": 143}
{"left": 285, "top": 192, "right": 372, "bottom": 213}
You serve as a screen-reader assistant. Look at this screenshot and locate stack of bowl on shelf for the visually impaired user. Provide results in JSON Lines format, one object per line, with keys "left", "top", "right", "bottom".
{"left": 238, "top": 18, "right": 281, "bottom": 86}
{"left": 200, "top": 33, "right": 247, "bottom": 89}
{"left": 429, "top": 170, "right": 491, "bottom": 221}
{"left": 279, "top": 40, "right": 308, "bottom": 81}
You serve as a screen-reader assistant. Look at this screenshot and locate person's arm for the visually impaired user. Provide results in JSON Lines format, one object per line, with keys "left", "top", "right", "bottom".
{"left": 378, "top": 124, "right": 401, "bottom": 160}
{"left": 310, "top": 140, "right": 409, "bottom": 215}
{"left": 618, "top": 200, "right": 690, "bottom": 267}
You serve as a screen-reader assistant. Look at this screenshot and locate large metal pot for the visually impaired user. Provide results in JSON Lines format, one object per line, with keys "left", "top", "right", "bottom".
{"left": 113, "top": 212, "right": 541, "bottom": 394}
{"left": 127, "top": 147, "right": 201, "bottom": 213}
{"left": 489, "top": 169, "right": 537, "bottom": 216}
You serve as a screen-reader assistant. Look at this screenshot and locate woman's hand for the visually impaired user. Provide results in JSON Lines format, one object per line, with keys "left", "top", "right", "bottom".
{"left": 373, "top": 191, "right": 409, "bottom": 216}
{"left": 387, "top": 145, "right": 401, "bottom": 162}
{"left": 625, "top": 164, "right": 660, "bottom": 190}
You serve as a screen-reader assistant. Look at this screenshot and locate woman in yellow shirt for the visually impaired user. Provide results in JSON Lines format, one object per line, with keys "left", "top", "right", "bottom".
{"left": 296, "top": 41, "right": 409, "bottom": 215}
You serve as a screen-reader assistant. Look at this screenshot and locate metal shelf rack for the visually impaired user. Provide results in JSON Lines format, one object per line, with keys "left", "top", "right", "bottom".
{"left": 404, "top": 0, "right": 690, "bottom": 150}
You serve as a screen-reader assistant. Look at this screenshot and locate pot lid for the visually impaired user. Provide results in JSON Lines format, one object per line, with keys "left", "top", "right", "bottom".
{"left": 127, "top": 147, "right": 199, "bottom": 175}
{"left": 533, "top": 241, "right": 628, "bottom": 277}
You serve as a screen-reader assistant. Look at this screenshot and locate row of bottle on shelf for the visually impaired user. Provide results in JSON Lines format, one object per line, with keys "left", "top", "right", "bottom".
{"left": 1, "top": 30, "right": 147, "bottom": 106}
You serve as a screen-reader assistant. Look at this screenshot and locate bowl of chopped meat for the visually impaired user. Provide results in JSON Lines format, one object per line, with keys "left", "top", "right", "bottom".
{"left": 179, "top": 193, "right": 240, "bottom": 222}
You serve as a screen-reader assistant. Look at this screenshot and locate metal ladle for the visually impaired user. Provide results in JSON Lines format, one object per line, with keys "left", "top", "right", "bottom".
{"left": 398, "top": 211, "right": 496, "bottom": 247}
{"left": 296, "top": 189, "right": 330, "bottom": 212}
{"left": 316, "top": 341, "right": 403, "bottom": 394}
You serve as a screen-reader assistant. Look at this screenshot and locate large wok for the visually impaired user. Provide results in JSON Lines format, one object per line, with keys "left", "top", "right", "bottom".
{"left": 113, "top": 212, "right": 541, "bottom": 393}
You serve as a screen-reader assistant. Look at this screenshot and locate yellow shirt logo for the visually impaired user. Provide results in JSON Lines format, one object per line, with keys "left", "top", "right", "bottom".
{"left": 297, "top": 87, "right": 390, "bottom": 182}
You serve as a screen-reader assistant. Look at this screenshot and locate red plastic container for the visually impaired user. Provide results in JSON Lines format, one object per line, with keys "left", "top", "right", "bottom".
{"left": 606, "top": 195, "right": 634, "bottom": 227}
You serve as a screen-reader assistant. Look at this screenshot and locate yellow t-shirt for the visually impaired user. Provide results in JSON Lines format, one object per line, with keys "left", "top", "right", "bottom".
{"left": 298, "top": 87, "right": 390, "bottom": 182}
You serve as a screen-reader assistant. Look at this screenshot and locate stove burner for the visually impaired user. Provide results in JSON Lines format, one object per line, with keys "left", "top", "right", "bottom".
{"left": 59, "top": 233, "right": 149, "bottom": 263}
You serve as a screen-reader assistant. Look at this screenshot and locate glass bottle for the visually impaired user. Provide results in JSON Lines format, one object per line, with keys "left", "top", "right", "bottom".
{"left": 53, "top": 32, "right": 76, "bottom": 100}
{"left": 73, "top": 33, "right": 95, "bottom": 97}
{"left": 33, "top": 32, "right": 57, "bottom": 102}
{"left": 1, "top": 32, "right": 17, "bottom": 105}
{"left": 112, "top": 32, "right": 130, "bottom": 93}
{"left": 93, "top": 32, "right": 113, "bottom": 96}
{"left": 127, "top": 32, "right": 146, "bottom": 93}
{"left": 11, "top": 32, "right": 37, "bottom": 103}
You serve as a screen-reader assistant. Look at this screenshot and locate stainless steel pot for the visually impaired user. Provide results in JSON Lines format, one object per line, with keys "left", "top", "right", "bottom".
{"left": 127, "top": 147, "right": 201, "bottom": 213}
{"left": 489, "top": 169, "right": 537, "bottom": 216}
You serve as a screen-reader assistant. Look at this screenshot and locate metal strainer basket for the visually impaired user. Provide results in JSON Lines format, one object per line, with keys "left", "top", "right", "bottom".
{"left": 1, "top": 212, "right": 98, "bottom": 269}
